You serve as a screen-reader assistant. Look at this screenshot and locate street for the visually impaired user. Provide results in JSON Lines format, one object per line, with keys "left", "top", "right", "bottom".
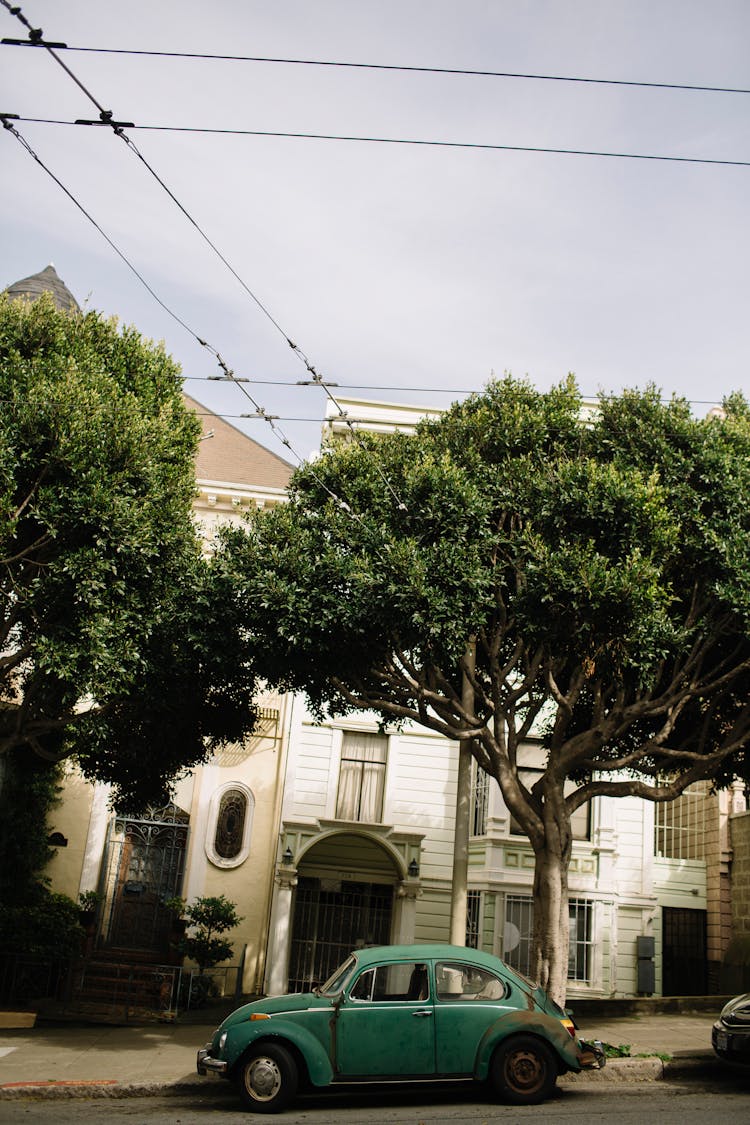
{"left": 2, "top": 1077, "right": 750, "bottom": 1124}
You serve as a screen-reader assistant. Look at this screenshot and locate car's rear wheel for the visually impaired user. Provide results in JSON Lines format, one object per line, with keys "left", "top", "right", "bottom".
{"left": 490, "top": 1034, "right": 558, "bottom": 1105}
{"left": 238, "top": 1042, "right": 298, "bottom": 1114}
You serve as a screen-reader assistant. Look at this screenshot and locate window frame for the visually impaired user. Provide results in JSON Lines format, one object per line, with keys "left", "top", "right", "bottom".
{"left": 204, "top": 781, "right": 255, "bottom": 869}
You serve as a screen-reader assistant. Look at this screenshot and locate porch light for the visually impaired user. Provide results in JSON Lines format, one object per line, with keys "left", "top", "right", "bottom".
{"left": 282, "top": 846, "right": 294, "bottom": 865}
{"left": 408, "top": 858, "right": 419, "bottom": 877}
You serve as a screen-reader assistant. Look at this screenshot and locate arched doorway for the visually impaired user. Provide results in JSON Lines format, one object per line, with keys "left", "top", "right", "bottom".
{"left": 288, "top": 833, "right": 400, "bottom": 992}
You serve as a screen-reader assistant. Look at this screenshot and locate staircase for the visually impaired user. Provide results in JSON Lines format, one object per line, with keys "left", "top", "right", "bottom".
{"left": 45, "top": 950, "right": 183, "bottom": 1024}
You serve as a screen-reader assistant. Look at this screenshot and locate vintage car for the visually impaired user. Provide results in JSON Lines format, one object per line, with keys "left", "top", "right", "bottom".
{"left": 197, "top": 943, "right": 605, "bottom": 1112}
{"left": 712, "top": 992, "right": 750, "bottom": 1063}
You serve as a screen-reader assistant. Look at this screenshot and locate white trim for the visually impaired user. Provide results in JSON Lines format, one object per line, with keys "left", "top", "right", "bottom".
{"left": 204, "top": 781, "right": 255, "bottom": 868}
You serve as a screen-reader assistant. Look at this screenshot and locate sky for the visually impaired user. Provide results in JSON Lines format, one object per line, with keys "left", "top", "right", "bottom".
{"left": 2, "top": 1, "right": 749, "bottom": 464}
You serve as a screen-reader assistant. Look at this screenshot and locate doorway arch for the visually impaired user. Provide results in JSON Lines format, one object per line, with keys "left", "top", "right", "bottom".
{"left": 287, "top": 832, "right": 400, "bottom": 992}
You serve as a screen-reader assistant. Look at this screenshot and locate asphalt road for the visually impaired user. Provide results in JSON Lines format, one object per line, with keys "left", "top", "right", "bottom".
{"left": 2, "top": 1078, "right": 750, "bottom": 1124}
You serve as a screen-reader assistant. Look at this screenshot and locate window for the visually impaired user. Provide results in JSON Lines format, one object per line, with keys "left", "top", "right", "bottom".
{"left": 568, "top": 898, "right": 594, "bottom": 982}
{"left": 509, "top": 768, "right": 590, "bottom": 841}
{"left": 436, "top": 961, "right": 507, "bottom": 1001}
{"left": 504, "top": 894, "right": 593, "bottom": 984}
{"left": 349, "top": 962, "right": 428, "bottom": 1002}
{"left": 471, "top": 760, "right": 490, "bottom": 836}
{"left": 654, "top": 782, "right": 708, "bottom": 860}
{"left": 336, "top": 732, "right": 388, "bottom": 822}
{"left": 215, "top": 789, "right": 248, "bottom": 860}
{"left": 466, "top": 890, "right": 482, "bottom": 949}
{"left": 205, "top": 783, "right": 254, "bottom": 868}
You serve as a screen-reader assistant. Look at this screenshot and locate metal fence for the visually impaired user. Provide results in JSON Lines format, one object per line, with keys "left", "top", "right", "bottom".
{"left": 0, "top": 953, "right": 242, "bottom": 1020}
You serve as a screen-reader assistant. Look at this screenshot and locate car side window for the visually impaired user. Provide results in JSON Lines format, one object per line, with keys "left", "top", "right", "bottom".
{"left": 435, "top": 962, "right": 508, "bottom": 1001}
{"left": 349, "top": 962, "right": 430, "bottom": 1002}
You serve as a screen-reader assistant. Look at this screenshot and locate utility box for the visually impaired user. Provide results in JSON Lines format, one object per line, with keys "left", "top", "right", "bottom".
{"left": 637, "top": 935, "right": 655, "bottom": 994}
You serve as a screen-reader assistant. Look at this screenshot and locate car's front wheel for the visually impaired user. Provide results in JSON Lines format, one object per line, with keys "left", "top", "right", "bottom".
{"left": 238, "top": 1043, "right": 298, "bottom": 1114}
{"left": 490, "top": 1034, "right": 558, "bottom": 1105}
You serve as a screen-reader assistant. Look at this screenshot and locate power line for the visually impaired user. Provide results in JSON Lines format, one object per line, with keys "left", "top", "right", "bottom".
{"left": 12, "top": 115, "right": 750, "bottom": 169}
{"left": 3, "top": 38, "right": 749, "bottom": 97}
{"left": 1, "top": 2, "right": 410, "bottom": 509}
{"left": 181, "top": 377, "right": 729, "bottom": 411}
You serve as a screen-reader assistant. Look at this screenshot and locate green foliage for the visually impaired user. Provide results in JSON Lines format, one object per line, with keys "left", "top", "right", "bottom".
{"left": 0, "top": 747, "right": 61, "bottom": 906}
{"left": 0, "top": 885, "right": 83, "bottom": 958}
{"left": 0, "top": 294, "right": 258, "bottom": 809}
{"left": 601, "top": 1043, "right": 631, "bottom": 1058}
{"left": 226, "top": 376, "right": 750, "bottom": 798}
{"left": 168, "top": 894, "right": 243, "bottom": 974}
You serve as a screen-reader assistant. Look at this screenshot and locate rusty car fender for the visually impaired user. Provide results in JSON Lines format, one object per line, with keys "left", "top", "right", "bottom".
{"left": 473, "top": 1008, "right": 583, "bottom": 1079}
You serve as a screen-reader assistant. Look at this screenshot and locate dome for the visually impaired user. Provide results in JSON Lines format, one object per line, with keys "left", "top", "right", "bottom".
{"left": 5, "top": 264, "right": 80, "bottom": 313}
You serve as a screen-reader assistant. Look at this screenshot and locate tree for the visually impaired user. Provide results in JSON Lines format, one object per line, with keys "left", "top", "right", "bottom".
{"left": 0, "top": 293, "right": 258, "bottom": 810}
{"left": 222, "top": 376, "right": 750, "bottom": 1004}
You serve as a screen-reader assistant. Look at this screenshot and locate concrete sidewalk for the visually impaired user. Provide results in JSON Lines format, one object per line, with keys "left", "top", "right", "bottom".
{"left": 0, "top": 1011, "right": 724, "bottom": 1100}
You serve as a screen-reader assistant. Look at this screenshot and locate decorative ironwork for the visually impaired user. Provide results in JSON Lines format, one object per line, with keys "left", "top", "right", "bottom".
{"left": 100, "top": 804, "right": 189, "bottom": 953}
{"left": 214, "top": 789, "right": 247, "bottom": 860}
{"left": 288, "top": 877, "right": 393, "bottom": 992}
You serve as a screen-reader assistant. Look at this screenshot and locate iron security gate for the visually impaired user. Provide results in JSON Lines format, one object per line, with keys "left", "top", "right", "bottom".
{"left": 100, "top": 804, "right": 189, "bottom": 954}
{"left": 662, "top": 907, "right": 707, "bottom": 995}
{"left": 288, "top": 877, "right": 393, "bottom": 992}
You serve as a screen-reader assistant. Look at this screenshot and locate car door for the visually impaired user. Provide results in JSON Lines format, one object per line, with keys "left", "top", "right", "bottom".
{"left": 433, "top": 960, "right": 516, "bottom": 1074}
{"left": 334, "top": 960, "right": 436, "bottom": 1077}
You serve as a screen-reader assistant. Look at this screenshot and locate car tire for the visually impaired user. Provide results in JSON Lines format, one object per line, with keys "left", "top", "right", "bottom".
{"left": 490, "top": 1034, "right": 558, "bottom": 1105}
{"left": 238, "top": 1042, "right": 298, "bottom": 1114}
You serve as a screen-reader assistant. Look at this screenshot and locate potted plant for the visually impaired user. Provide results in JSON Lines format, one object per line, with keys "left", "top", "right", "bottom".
{"left": 77, "top": 889, "right": 102, "bottom": 926}
{"left": 166, "top": 895, "right": 243, "bottom": 1004}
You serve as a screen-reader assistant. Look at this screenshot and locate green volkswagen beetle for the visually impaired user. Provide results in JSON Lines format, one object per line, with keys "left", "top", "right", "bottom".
{"left": 197, "top": 943, "right": 604, "bottom": 1113}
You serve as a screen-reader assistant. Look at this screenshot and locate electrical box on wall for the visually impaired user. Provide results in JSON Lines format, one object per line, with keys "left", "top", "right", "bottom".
{"left": 636, "top": 935, "right": 655, "bottom": 994}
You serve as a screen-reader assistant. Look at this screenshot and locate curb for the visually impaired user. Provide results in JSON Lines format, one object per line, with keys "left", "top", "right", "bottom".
{"left": 0, "top": 1056, "right": 721, "bottom": 1099}
{"left": 0, "top": 1079, "right": 222, "bottom": 1100}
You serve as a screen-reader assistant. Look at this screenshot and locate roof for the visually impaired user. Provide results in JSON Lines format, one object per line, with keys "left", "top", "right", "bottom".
{"left": 5, "top": 264, "right": 81, "bottom": 313}
{"left": 184, "top": 394, "right": 294, "bottom": 492}
{"left": 352, "top": 943, "right": 508, "bottom": 970}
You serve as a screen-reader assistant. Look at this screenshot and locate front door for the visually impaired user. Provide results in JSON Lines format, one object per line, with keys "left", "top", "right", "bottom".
{"left": 101, "top": 805, "right": 189, "bottom": 954}
{"left": 662, "top": 907, "right": 707, "bottom": 995}
{"left": 335, "top": 960, "right": 436, "bottom": 1076}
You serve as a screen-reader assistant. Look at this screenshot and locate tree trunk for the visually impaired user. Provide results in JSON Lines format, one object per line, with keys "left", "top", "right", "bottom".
{"left": 529, "top": 789, "right": 573, "bottom": 1006}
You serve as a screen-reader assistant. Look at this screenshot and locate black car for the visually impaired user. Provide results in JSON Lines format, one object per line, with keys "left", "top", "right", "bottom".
{"left": 712, "top": 993, "right": 750, "bottom": 1063}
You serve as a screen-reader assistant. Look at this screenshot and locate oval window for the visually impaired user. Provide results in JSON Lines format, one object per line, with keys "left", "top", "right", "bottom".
{"left": 205, "top": 783, "right": 254, "bottom": 868}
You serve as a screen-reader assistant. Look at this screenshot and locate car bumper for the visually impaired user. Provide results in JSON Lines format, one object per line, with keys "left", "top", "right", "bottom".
{"left": 578, "top": 1039, "right": 607, "bottom": 1069}
{"left": 197, "top": 1046, "right": 229, "bottom": 1076}
{"left": 712, "top": 1021, "right": 750, "bottom": 1062}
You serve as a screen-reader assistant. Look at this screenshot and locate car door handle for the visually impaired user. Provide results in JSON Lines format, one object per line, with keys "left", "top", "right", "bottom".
{"left": 412, "top": 1009, "right": 433, "bottom": 1017}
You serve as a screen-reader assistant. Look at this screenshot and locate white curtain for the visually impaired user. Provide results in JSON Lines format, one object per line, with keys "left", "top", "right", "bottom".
{"left": 336, "top": 733, "right": 387, "bottom": 822}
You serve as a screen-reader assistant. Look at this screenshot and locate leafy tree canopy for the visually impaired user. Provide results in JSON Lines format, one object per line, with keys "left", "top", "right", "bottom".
{"left": 0, "top": 294, "right": 257, "bottom": 809}
{"left": 223, "top": 375, "right": 750, "bottom": 1000}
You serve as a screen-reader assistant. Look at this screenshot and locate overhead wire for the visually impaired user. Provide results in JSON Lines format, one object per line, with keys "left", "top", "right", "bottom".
{"left": 0, "top": 6, "right": 736, "bottom": 449}
{"left": 1, "top": 1, "right": 411, "bottom": 512}
{"left": 3, "top": 38, "right": 750, "bottom": 97}
{"left": 10, "top": 115, "right": 750, "bottom": 168}
{"left": 0, "top": 4, "right": 413, "bottom": 526}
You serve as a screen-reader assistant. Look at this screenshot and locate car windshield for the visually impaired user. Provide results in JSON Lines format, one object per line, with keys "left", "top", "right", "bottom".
{"left": 316, "top": 955, "right": 357, "bottom": 997}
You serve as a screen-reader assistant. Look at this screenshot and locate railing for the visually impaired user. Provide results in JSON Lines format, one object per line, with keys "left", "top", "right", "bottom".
{"left": 0, "top": 952, "right": 243, "bottom": 1020}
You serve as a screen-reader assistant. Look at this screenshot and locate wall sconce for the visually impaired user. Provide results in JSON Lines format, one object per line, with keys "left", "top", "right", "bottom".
{"left": 282, "top": 846, "right": 294, "bottom": 865}
{"left": 408, "top": 858, "right": 419, "bottom": 878}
